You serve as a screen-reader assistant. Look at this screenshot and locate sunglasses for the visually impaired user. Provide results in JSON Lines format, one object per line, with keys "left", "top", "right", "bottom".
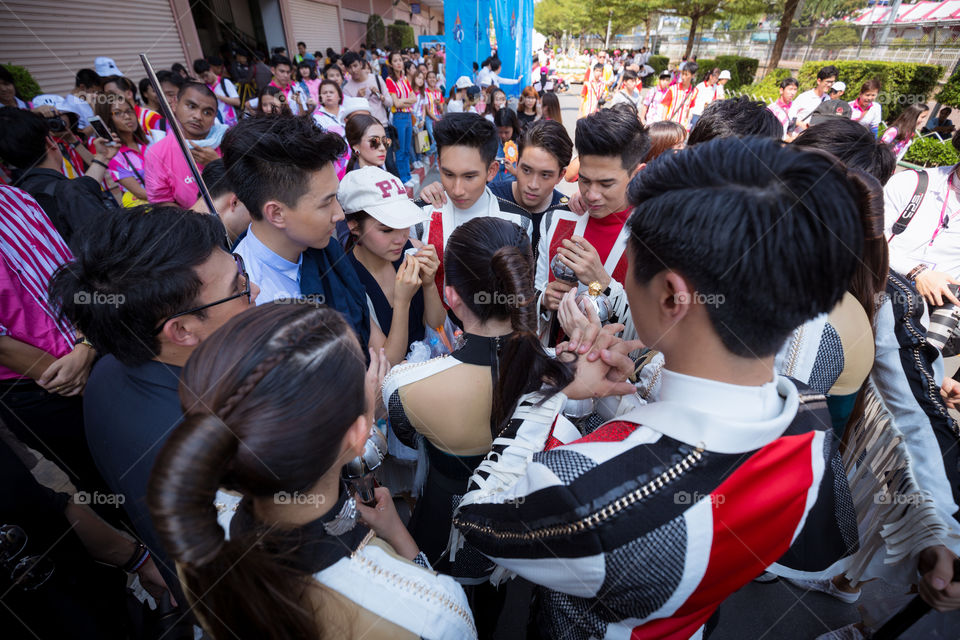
{"left": 366, "top": 136, "right": 392, "bottom": 149}
{"left": 152, "top": 253, "right": 250, "bottom": 335}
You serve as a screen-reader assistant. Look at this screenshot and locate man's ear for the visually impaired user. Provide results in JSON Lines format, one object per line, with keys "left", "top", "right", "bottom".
{"left": 228, "top": 194, "right": 241, "bottom": 213}
{"left": 660, "top": 271, "right": 694, "bottom": 324}
{"left": 486, "top": 160, "right": 500, "bottom": 184}
{"left": 160, "top": 315, "right": 202, "bottom": 350}
{"left": 555, "top": 166, "right": 568, "bottom": 188}
{"left": 262, "top": 201, "right": 287, "bottom": 229}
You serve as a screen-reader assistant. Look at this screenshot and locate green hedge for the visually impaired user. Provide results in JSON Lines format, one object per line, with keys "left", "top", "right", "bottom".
{"left": 903, "top": 135, "right": 959, "bottom": 167}
{"left": 738, "top": 68, "right": 793, "bottom": 103}
{"left": 3, "top": 63, "right": 42, "bottom": 101}
{"left": 795, "top": 60, "right": 941, "bottom": 120}
{"left": 937, "top": 67, "right": 960, "bottom": 108}
{"left": 387, "top": 21, "right": 416, "bottom": 50}
{"left": 643, "top": 55, "right": 670, "bottom": 87}
{"left": 694, "top": 55, "right": 758, "bottom": 90}
{"left": 366, "top": 15, "right": 385, "bottom": 48}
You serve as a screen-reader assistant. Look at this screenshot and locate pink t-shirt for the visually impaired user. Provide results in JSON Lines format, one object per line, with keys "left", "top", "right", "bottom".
{"left": 0, "top": 186, "right": 76, "bottom": 380}
{"left": 144, "top": 134, "right": 221, "bottom": 208}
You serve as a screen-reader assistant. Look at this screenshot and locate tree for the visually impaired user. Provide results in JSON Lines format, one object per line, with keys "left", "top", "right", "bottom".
{"left": 535, "top": 0, "right": 589, "bottom": 41}
{"left": 766, "top": 0, "right": 799, "bottom": 73}
{"left": 667, "top": 0, "right": 771, "bottom": 58}
{"left": 535, "top": 0, "right": 657, "bottom": 46}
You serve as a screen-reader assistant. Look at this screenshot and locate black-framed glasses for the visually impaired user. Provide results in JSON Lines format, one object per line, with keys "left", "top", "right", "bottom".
{"left": 152, "top": 253, "right": 250, "bottom": 335}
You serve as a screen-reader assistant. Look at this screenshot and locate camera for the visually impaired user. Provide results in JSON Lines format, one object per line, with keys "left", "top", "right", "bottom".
{"left": 927, "top": 283, "right": 960, "bottom": 356}
{"left": 45, "top": 116, "right": 67, "bottom": 133}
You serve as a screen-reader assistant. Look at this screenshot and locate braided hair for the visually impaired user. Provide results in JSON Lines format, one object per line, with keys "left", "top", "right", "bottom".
{"left": 147, "top": 301, "right": 366, "bottom": 639}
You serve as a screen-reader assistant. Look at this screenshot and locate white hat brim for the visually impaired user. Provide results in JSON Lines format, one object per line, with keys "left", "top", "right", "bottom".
{"left": 362, "top": 198, "right": 432, "bottom": 229}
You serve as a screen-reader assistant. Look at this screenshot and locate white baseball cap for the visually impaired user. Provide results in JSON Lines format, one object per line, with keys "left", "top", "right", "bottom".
{"left": 832, "top": 81, "right": 846, "bottom": 92}
{"left": 455, "top": 75, "right": 474, "bottom": 90}
{"left": 340, "top": 96, "right": 372, "bottom": 120}
{"left": 718, "top": 70, "right": 731, "bottom": 80}
{"left": 338, "top": 167, "right": 431, "bottom": 229}
{"left": 95, "top": 57, "right": 123, "bottom": 77}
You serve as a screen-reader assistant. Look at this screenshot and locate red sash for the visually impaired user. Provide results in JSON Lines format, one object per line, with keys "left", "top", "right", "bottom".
{"left": 427, "top": 210, "right": 445, "bottom": 302}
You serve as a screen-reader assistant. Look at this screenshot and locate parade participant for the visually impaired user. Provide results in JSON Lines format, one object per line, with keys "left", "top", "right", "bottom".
{"left": 386, "top": 51, "right": 417, "bottom": 187}
{"left": 535, "top": 109, "right": 648, "bottom": 344}
{"left": 148, "top": 302, "right": 476, "bottom": 640}
{"left": 640, "top": 70, "right": 672, "bottom": 125}
{"left": 452, "top": 137, "right": 960, "bottom": 640}
{"left": 661, "top": 62, "right": 698, "bottom": 130}
{"left": 688, "top": 67, "right": 720, "bottom": 128}
{"left": 225, "top": 115, "right": 373, "bottom": 350}
{"left": 411, "top": 113, "right": 533, "bottom": 295}
{"left": 849, "top": 78, "right": 883, "bottom": 136}
{"left": 789, "top": 64, "right": 838, "bottom": 125}
{"left": 606, "top": 69, "right": 642, "bottom": 111}
{"left": 767, "top": 77, "right": 799, "bottom": 140}
{"left": 341, "top": 167, "right": 445, "bottom": 363}
{"left": 579, "top": 62, "right": 606, "bottom": 119}
{"left": 268, "top": 54, "right": 310, "bottom": 115}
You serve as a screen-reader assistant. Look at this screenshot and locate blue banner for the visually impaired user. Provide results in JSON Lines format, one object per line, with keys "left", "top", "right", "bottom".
{"left": 444, "top": 0, "right": 532, "bottom": 97}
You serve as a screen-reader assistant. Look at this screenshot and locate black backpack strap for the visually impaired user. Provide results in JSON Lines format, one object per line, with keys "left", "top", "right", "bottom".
{"left": 890, "top": 170, "right": 929, "bottom": 237}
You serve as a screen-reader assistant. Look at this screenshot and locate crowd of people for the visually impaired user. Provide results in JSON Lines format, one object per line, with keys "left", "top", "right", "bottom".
{"left": 3, "top": 37, "right": 960, "bottom": 640}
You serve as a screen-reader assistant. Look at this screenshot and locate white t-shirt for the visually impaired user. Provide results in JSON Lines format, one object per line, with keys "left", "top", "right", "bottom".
{"left": 689, "top": 82, "right": 718, "bottom": 116}
{"left": 788, "top": 89, "right": 827, "bottom": 125}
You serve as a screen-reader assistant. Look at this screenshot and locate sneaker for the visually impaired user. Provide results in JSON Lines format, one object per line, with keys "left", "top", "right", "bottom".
{"left": 814, "top": 623, "right": 866, "bottom": 639}
{"left": 786, "top": 576, "right": 861, "bottom": 604}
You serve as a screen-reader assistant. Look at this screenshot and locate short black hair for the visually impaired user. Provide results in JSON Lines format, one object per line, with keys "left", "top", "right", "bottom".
{"left": 684, "top": 62, "right": 699, "bottom": 76}
{"left": 627, "top": 137, "right": 863, "bottom": 358}
{"left": 202, "top": 158, "right": 233, "bottom": 199}
{"left": 297, "top": 41, "right": 306, "bottom": 48}
{"left": 221, "top": 114, "right": 346, "bottom": 220}
{"left": 270, "top": 54, "right": 292, "bottom": 68}
{"left": 207, "top": 55, "right": 224, "bottom": 66}
{"left": 193, "top": 58, "right": 211, "bottom": 75}
{"left": 178, "top": 81, "right": 217, "bottom": 103}
{"left": 518, "top": 119, "right": 573, "bottom": 170}
{"left": 0, "top": 106, "right": 49, "bottom": 170}
{"left": 75, "top": 68, "right": 102, "bottom": 89}
{"left": 157, "top": 69, "right": 185, "bottom": 90}
{"left": 792, "top": 118, "right": 896, "bottom": 185}
{"left": 138, "top": 77, "right": 152, "bottom": 100}
{"left": 48, "top": 206, "right": 228, "bottom": 366}
{"left": 575, "top": 108, "right": 650, "bottom": 171}
{"left": 271, "top": 47, "right": 287, "bottom": 56}
{"left": 342, "top": 51, "right": 361, "bottom": 68}
{"left": 433, "top": 112, "right": 499, "bottom": 166}
{"left": 622, "top": 69, "right": 638, "bottom": 81}
{"left": 0, "top": 65, "right": 14, "bottom": 86}
{"left": 103, "top": 75, "right": 136, "bottom": 99}
{"left": 779, "top": 77, "right": 799, "bottom": 89}
{"left": 817, "top": 65, "right": 839, "bottom": 81}
{"left": 687, "top": 96, "right": 783, "bottom": 145}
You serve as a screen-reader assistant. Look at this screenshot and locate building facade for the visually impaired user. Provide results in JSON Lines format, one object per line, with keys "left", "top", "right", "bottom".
{"left": 0, "top": 0, "right": 443, "bottom": 96}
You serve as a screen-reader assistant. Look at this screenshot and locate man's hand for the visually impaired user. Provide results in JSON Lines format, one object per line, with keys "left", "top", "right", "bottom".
{"left": 915, "top": 269, "right": 960, "bottom": 307}
{"left": 419, "top": 181, "right": 447, "bottom": 208}
{"left": 92, "top": 135, "right": 120, "bottom": 160}
{"left": 942, "top": 378, "right": 960, "bottom": 410}
{"left": 557, "top": 236, "right": 611, "bottom": 288}
{"left": 542, "top": 279, "right": 576, "bottom": 312}
{"left": 189, "top": 143, "right": 220, "bottom": 166}
{"left": 37, "top": 345, "right": 95, "bottom": 396}
{"left": 567, "top": 190, "right": 587, "bottom": 215}
{"left": 560, "top": 329, "right": 637, "bottom": 400}
{"left": 917, "top": 545, "right": 960, "bottom": 612}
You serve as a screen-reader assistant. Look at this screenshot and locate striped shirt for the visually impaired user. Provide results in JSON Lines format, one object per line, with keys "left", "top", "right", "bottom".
{"left": 0, "top": 186, "right": 76, "bottom": 380}
{"left": 386, "top": 76, "right": 413, "bottom": 113}
{"left": 425, "top": 87, "right": 443, "bottom": 118}
{"left": 135, "top": 104, "right": 163, "bottom": 135}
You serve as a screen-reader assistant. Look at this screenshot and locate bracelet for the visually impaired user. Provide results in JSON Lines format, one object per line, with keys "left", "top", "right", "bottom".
{"left": 91, "top": 158, "right": 108, "bottom": 169}
{"left": 70, "top": 140, "right": 82, "bottom": 149}
{"left": 122, "top": 542, "right": 150, "bottom": 573}
{"left": 907, "top": 264, "right": 929, "bottom": 282}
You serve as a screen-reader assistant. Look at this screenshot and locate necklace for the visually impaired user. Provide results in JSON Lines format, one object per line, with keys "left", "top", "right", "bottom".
{"left": 322, "top": 495, "right": 358, "bottom": 535}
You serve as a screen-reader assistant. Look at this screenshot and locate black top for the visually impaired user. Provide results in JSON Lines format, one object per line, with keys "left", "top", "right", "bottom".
{"left": 17, "top": 168, "right": 117, "bottom": 250}
{"left": 83, "top": 355, "right": 186, "bottom": 604}
{"left": 517, "top": 111, "right": 537, "bottom": 129}
{"left": 347, "top": 240, "right": 426, "bottom": 351}
{"left": 488, "top": 181, "right": 570, "bottom": 252}
{"left": 229, "top": 489, "right": 371, "bottom": 574}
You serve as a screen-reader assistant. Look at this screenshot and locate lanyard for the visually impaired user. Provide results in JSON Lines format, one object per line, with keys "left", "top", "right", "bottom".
{"left": 931, "top": 183, "right": 957, "bottom": 246}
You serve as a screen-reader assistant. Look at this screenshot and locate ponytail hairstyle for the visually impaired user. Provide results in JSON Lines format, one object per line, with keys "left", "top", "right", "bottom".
{"left": 147, "top": 302, "right": 367, "bottom": 640}
{"left": 844, "top": 167, "right": 888, "bottom": 328}
{"left": 444, "top": 217, "right": 573, "bottom": 434}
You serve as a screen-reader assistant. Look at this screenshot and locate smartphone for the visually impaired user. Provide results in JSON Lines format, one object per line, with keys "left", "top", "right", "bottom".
{"left": 88, "top": 116, "right": 117, "bottom": 145}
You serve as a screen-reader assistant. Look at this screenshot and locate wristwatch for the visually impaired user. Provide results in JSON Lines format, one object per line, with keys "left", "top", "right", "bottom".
{"left": 74, "top": 336, "right": 94, "bottom": 350}
{"left": 907, "top": 264, "right": 929, "bottom": 282}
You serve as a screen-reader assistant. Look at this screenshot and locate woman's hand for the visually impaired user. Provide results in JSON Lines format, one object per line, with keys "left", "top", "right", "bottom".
{"left": 365, "top": 347, "right": 388, "bottom": 426}
{"left": 560, "top": 330, "right": 637, "bottom": 400}
{"left": 356, "top": 487, "right": 420, "bottom": 560}
{"left": 394, "top": 255, "right": 422, "bottom": 306}
{"left": 411, "top": 240, "right": 440, "bottom": 283}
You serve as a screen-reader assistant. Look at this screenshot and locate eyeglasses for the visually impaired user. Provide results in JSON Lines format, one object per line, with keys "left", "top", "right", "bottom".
{"left": 366, "top": 136, "right": 392, "bottom": 149}
{"left": 152, "top": 254, "right": 250, "bottom": 335}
